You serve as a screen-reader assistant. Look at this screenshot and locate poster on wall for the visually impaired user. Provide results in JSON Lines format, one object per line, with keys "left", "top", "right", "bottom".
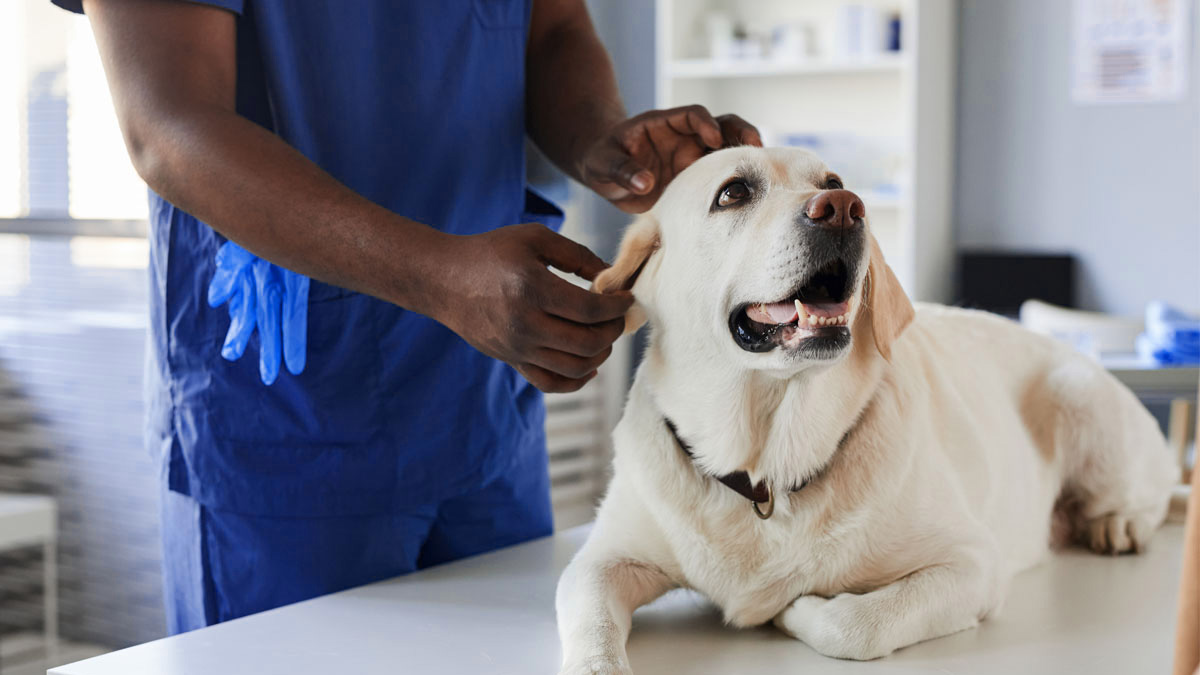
{"left": 1072, "top": 0, "right": 1191, "bottom": 104}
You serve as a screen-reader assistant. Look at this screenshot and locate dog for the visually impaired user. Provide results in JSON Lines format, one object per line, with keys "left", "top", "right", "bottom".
{"left": 555, "top": 146, "right": 1176, "bottom": 672}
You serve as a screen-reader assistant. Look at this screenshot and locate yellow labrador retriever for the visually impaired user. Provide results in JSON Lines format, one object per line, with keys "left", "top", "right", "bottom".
{"left": 555, "top": 146, "right": 1176, "bottom": 671}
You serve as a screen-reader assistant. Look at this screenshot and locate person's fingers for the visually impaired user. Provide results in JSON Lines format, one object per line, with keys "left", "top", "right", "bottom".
{"left": 658, "top": 105, "right": 724, "bottom": 149}
{"left": 517, "top": 362, "right": 596, "bottom": 394}
{"left": 609, "top": 194, "right": 658, "bottom": 215}
{"left": 531, "top": 312, "right": 625, "bottom": 358}
{"left": 534, "top": 267, "right": 633, "bottom": 324}
{"left": 220, "top": 272, "right": 256, "bottom": 361}
{"left": 666, "top": 137, "right": 707, "bottom": 176}
{"left": 282, "top": 271, "right": 309, "bottom": 376}
{"left": 716, "top": 114, "right": 762, "bottom": 147}
{"left": 584, "top": 140, "right": 654, "bottom": 197}
{"left": 529, "top": 226, "right": 612, "bottom": 282}
{"left": 253, "top": 259, "right": 283, "bottom": 385}
{"left": 528, "top": 345, "right": 613, "bottom": 380}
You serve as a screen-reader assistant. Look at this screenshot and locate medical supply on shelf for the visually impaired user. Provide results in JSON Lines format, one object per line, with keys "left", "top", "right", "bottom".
{"left": 1137, "top": 301, "right": 1200, "bottom": 365}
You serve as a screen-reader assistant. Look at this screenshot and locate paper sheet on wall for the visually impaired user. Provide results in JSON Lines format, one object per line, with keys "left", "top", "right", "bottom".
{"left": 1073, "top": 0, "right": 1191, "bottom": 104}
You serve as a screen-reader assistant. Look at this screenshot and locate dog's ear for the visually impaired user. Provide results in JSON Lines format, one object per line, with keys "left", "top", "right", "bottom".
{"left": 593, "top": 213, "right": 661, "bottom": 334}
{"left": 865, "top": 233, "right": 914, "bottom": 360}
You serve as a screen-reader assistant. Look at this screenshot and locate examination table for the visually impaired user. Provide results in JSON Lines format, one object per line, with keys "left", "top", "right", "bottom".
{"left": 52, "top": 523, "right": 1183, "bottom": 674}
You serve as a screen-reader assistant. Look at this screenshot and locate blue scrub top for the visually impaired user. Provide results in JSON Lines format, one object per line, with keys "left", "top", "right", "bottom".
{"left": 55, "top": 0, "right": 560, "bottom": 517}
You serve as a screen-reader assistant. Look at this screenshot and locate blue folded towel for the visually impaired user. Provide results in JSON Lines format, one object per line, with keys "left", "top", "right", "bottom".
{"left": 1136, "top": 301, "right": 1200, "bottom": 365}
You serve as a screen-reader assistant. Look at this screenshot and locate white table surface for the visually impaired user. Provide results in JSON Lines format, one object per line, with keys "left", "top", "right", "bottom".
{"left": 0, "top": 493, "right": 55, "bottom": 550}
{"left": 52, "top": 523, "right": 1185, "bottom": 675}
{"left": 1100, "top": 353, "right": 1198, "bottom": 399}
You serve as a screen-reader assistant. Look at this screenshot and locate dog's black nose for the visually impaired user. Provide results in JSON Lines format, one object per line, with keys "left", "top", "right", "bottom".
{"left": 804, "top": 189, "right": 865, "bottom": 229}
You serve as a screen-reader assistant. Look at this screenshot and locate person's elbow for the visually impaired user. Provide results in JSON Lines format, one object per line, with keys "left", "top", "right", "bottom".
{"left": 118, "top": 101, "right": 212, "bottom": 201}
{"left": 119, "top": 111, "right": 173, "bottom": 193}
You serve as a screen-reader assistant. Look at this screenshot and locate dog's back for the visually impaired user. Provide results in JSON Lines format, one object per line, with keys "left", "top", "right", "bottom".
{"left": 897, "top": 304, "right": 1175, "bottom": 567}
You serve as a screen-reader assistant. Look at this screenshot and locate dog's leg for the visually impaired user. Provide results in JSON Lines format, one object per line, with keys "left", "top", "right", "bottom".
{"left": 1038, "top": 360, "right": 1177, "bottom": 554}
{"left": 556, "top": 552, "right": 674, "bottom": 675}
{"left": 773, "top": 549, "right": 1001, "bottom": 660}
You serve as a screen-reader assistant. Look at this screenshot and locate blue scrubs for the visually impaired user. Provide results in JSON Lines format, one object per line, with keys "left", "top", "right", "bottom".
{"left": 53, "top": 0, "right": 558, "bottom": 632}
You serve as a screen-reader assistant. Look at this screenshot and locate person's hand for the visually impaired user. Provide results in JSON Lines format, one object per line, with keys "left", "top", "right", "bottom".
{"left": 577, "top": 105, "right": 762, "bottom": 214}
{"left": 207, "top": 241, "right": 310, "bottom": 385}
{"left": 427, "top": 224, "right": 634, "bottom": 394}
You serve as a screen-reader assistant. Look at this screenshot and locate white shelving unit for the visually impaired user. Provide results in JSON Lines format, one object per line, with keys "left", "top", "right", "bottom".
{"left": 668, "top": 53, "right": 907, "bottom": 79}
{"left": 656, "top": 0, "right": 957, "bottom": 302}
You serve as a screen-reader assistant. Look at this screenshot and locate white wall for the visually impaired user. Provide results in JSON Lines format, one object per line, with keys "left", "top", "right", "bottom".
{"left": 955, "top": 0, "right": 1200, "bottom": 317}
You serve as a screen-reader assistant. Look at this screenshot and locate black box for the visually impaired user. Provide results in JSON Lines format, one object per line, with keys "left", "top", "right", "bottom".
{"left": 955, "top": 251, "right": 1075, "bottom": 317}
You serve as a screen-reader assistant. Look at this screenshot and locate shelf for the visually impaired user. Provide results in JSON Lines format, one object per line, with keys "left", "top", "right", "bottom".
{"left": 657, "top": 0, "right": 955, "bottom": 301}
{"left": 667, "top": 54, "right": 907, "bottom": 79}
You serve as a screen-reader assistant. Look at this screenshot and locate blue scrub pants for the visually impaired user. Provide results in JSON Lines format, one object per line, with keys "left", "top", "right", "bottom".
{"left": 159, "top": 453, "right": 553, "bottom": 634}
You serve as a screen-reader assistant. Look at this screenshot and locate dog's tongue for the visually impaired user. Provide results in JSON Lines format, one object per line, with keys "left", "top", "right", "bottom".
{"left": 746, "top": 301, "right": 798, "bottom": 325}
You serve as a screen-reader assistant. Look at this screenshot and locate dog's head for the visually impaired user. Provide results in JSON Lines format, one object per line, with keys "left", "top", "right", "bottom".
{"left": 595, "top": 146, "right": 913, "bottom": 373}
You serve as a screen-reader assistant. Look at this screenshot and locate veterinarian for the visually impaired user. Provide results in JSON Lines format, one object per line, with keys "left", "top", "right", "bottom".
{"left": 56, "top": 0, "right": 760, "bottom": 634}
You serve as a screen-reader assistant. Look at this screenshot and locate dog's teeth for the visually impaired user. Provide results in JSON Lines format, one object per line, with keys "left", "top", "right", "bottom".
{"left": 794, "top": 299, "right": 807, "bottom": 322}
{"left": 808, "top": 315, "right": 818, "bottom": 326}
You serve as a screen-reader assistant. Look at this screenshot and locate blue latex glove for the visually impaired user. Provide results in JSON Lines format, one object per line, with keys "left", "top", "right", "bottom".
{"left": 207, "top": 241, "right": 310, "bottom": 385}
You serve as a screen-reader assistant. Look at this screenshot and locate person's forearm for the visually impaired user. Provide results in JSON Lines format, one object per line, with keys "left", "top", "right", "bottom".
{"left": 132, "top": 104, "right": 449, "bottom": 315}
{"left": 525, "top": 1, "right": 627, "bottom": 183}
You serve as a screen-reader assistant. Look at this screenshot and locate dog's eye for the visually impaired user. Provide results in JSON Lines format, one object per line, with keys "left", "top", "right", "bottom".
{"left": 716, "top": 181, "right": 751, "bottom": 208}
{"left": 824, "top": 175, "right": 844, "bottom": 190}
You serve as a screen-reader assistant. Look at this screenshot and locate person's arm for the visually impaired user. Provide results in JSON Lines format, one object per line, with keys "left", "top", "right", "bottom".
{"left": 525, "top": 0, "right": 762, "bottom": 214}
{"left": 82, "top": 0, "right": 631, "bottom": 393}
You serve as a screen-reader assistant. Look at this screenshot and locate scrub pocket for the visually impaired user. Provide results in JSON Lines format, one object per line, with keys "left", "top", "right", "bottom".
{"left": 202, "top": 292, "right": 382, "bottom": 446}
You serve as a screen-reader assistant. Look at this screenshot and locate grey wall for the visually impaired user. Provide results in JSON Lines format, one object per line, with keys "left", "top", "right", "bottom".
{"left": 578, "top": 0, "right": 658, "bottom": 261}
{"left": 956, "top": 0, "right": 1200, "bottom": 317}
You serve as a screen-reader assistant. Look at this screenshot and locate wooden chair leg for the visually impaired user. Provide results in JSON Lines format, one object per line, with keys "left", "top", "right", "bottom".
{"left": 1174, "top": 382, "right": 1200, "bottom": 675}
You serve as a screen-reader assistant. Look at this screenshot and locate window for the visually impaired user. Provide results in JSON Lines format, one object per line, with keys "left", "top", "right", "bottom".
{"left": 2, "top": 0, "right": 148, "bottom": 221}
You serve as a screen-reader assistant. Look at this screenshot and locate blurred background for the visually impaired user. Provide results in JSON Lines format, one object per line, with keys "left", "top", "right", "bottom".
{"left": 0, "top": 0, "right": 1197, "bottom": 672}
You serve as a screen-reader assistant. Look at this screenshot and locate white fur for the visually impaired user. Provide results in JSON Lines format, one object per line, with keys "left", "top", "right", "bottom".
{"left": 556, "top": 148, "right": 1176, "bottom": 672}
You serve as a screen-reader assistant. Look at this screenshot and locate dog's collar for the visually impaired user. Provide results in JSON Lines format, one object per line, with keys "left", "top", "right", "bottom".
{"left": 664, "top": 418, "right": 812, "bottom": 520}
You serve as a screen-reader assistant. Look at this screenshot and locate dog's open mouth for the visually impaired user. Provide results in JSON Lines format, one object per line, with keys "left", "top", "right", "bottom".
{"left": 730, "top": 258, "right": 856, "bottom": 355}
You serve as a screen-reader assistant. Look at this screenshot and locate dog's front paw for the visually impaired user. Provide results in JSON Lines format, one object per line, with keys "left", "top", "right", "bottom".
{"left": 773, "top": 594, "right": 893, "bottom": 661}
{"left": 559, "top": 655, "right": 633, "bottom": 675}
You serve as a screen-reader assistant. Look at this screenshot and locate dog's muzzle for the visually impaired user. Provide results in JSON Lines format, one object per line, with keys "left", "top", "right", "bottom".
{"left": 729, "top": 194, "right": 866, "bottom": 356}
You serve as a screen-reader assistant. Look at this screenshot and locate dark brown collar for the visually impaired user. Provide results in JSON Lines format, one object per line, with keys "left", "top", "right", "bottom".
{"left": 664, "top": 418, "right": 813, "bottom": 519}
